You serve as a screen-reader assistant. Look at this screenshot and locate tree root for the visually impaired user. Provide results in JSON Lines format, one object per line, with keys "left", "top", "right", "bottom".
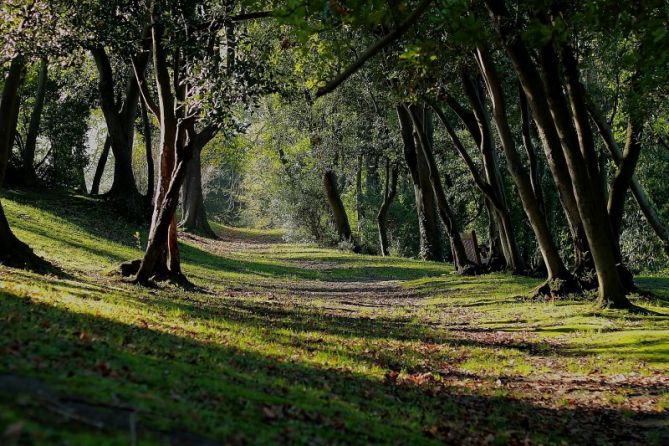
{"left": 119, "top": 259, "right": 195, "bottom": 289}
{"left": 532, "top": 276, "right": 582, "bottom": 298}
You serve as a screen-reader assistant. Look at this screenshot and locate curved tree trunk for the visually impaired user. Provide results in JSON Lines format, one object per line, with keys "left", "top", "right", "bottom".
{"left": 377, "top": 158, "right": 398, "bottom": 256}
{"left": 90, "top": 135, "right": 111, "bottom": 195}
{"left": 474, "top": 45, "right": 577, "bottom": 294}
{"left": 323, "top": 168, "right": 359, "bottom": 251}
{"left": 396, "top": 105, "right": 443, "bottom": 261}
{"left": 0, "top": 56, "right": 44, "bottom": 268}
{"left": 141, "top": 101, "right": 155, "bottom": 208}
{"left": 589, "top": 100, "right": 669, "bottom": 256}
{"left": 92, "top": 47, "right": 145, "bottom": 218}
{"left": 22, "top": 57, "right": 48, "bottom": 186}
{"left": 180, "top": 144, "right": 215, "bottom": 237}
{"left": 460, "top": 75, "right": 525, "bottom": 272}
{"left": 407, "top": 104, "right": 473, "bottom": 273}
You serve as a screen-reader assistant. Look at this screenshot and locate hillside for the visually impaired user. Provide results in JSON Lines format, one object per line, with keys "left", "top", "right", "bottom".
{"left": 1, "top": 190, "right": 669, "bottom": 445}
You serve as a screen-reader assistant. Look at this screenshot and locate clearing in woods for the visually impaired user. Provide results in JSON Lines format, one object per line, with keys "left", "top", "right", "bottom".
{"left": 1, "top": 190, "right": 669, "bottom": 445}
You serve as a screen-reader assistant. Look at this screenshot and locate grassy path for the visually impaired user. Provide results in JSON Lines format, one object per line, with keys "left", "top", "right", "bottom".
{"left": 1, "top": 190, "right": 668, "bottom": 445}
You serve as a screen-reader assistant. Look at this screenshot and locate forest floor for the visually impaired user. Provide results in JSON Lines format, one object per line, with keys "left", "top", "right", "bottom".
{"left": 1, "top": 189, "right": 669, "bottom": 445}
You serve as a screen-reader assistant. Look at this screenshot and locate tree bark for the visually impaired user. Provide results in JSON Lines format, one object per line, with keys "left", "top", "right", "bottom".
{"left": 482, "top": 4, "right": 593, "bottom": 275}
{"left": 22, "top": 57, "right": 48, "bottom": 186}
{"left": 542, "top": 42, "right": 631, "bottom": 306}
{"left": 474, "top": 46, "right": 577, "bottom": 293}
{"left": 91, "top": 46, "right": 146, "bottom": 217}
{"left": 180, "top": 143, "right": 215, "bottom": 237}
{"left": 407, "top": 104, "right": 473, "bottom": 273}
{"left": 377, "top": 158, "right": 398, "bottom": 256}
{"left": 607, "top": 118, "right": 642, "bottom": 244}
{"left": 589, "top": 100, "right": 669, "bottom": 256}
{"left": 323, "top": 168, "right": 359, "bottom": 251}
{"left": 460, "top": 75, "right": 525, "bottom": 272}
{"left": 141, "top": 100, "right": 155, "bottom": 208}
{"left": 90, "top": 135, "right": 111, "bottom": 195}
{"left": 0, "top": 56, "right": 43, "bottom": 268}
{"left": 396, "top": 105, "right": 443, "bottom": 261}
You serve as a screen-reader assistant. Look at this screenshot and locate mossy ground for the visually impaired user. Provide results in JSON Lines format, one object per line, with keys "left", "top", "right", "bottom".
{"left": 1, "top": 189, "right": 668, "bottom": 445}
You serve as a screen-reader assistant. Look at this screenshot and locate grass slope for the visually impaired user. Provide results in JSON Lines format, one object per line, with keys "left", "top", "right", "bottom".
{"left": 1, "top": 189, "right": 668, "bottom": 445}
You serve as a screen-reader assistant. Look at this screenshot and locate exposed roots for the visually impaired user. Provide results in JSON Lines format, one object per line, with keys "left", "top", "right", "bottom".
{"left": 119, "top": 258, "right": 195, "bottom": 289}
{"left": 532, "top": 276, "right": 582, "bottom": 299}
{"left": 0, "top": 239, "right": 52, "bottom": 273}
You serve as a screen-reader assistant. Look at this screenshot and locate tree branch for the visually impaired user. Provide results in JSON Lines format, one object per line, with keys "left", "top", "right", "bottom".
{"left": 316, "top": 0, "right": 433, "bottom": 98}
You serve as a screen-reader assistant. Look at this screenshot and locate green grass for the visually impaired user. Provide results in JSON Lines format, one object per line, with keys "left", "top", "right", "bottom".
{"left": 1, "top": 189, "right": 668, "bottom": 445}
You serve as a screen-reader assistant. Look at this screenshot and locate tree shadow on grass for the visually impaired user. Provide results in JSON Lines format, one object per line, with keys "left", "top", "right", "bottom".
{"left": 1, "top": 292, "right": 666, "bottom": 446}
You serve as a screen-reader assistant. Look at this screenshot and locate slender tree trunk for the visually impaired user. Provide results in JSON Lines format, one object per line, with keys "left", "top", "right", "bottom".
{"left": 407, "top": 104, "right": 473, "bottom": 273}
{"left": 474, "top": 46, "right": 577, "bottom": 294}
{"left": 323, "top": 168, "right": 359, "bottom": 251}
{"left": 180, "top": 144, "right": 215, "bottom": 237}
{"left": 461, "top": 75, "right": 525, "bottom": 272}
{"left": 0, "top": 56, "right": 43, "bottom": 268}
{"left": 482, "top": 7, "right": 593, "bottom": 274}
{"left": 90, "top": 135, "right": 111, "bottom": 195}
{"left": 518, "top": 85, "right": 545, "bottom": 216}
{"left": 141, "top": 100, "right": 155, "bottom": 208}
{"left": 355, "top": 153, "right": 363, "bottom": 231}
{"left": 607, "top": 118, "right": 642, "bottom": 244}
{"left": 396, "top": 105, "right": 443, "bottom": 261}
{"left": 589, "top": 100, "right": 669, "bottom": 256}
{"left": 22, "top": 57, "right": 48, "bottom": 186}
{"left": 377, "top": 158, "right": 398, "bottom": 256}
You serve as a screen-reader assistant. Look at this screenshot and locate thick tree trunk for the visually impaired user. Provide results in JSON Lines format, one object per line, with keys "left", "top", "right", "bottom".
{"left": 396, "top": 105, "right": 443, "bottom": 261}
{"left": 0, "top": 56, "right": 43, "bottom": 268}
{"left": 407, "top": 104, "right": 474, "bottom": 273}
{"left": 545, "top": 43, "right": 631, "bottom": 306}
{"left": 22, "top": 57, "right": 48, "bottom": 186}
{"left": 589, "top": 101, "right": 669, "bottom": 256}
{"left": 90, "top": 135, "right": 111, "bottom": 195}
{"left": 482, "top": 7, "right": 592, "bottom": 274}
{"left": 474, "top": 46, "right": 577, "bottom": 294}
{"left": 377, "top": 158, "right": 398, "bottom": 256}
{"left": 180, "top": 144, "right": 215, "bottom": 237}
{"left": 92, "top": 47, "right": 145, "bottom": 217}
{"left": 323, "top": 169, "right": 359, "bottom": 251}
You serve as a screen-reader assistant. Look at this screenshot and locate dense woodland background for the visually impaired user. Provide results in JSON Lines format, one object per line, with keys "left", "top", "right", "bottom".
{"left": 2, "top": 0, "right": 668, "bottom": 302}
{"left": 1, "top": 1, "right": 669, "bottom": 444}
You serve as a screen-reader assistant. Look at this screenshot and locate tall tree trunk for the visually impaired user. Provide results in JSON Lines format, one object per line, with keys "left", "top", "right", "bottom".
{"left": 355, "top": 153, "right": 363, "bottom": 231}
{"left": 22, "top": 57, "right": 48, "bottom": 186}
{"left": 141, "top": 101, "right": 155, "bottom": 208}
{"left": 92, "top": 47, "right": 145, "bottom": 218}
{"left": 460, "top": 75, "right": 525, "bottom": 272}
{"left": 396, "top": 105, "right": 443, "bottom": 261}
{"left": 0, "top": 56, "right": 43, "bottom": 268}
{"left": 482, "top": 5, "right": 593, "bottom": 275}
{"left": 543, "top": 42, "right": 631, "bottom": 306}
{"left": 323, "top": 168, "right": 359, "bottom": 251}
{"left": 474, "top": 46, "right": 577, "bottom": 294}
{"left": 180, "top": 144, "right": 215, "bottom": 237}
{"left": 407, "top": 104, "right": 473, "bottom": 273}
{"left": 589, "top": 100, "right": 669, "bottom": 256}
{"left": 377, "top": 158, "right": 398, "bottom": 256}
{"left": 90, "top": 135, "right": 111, "bottom": 195}
{"left": 607, "top": 117, "right": 642, "bottom": 245}
{"left": 518, "top": 85, "right": 545, "bottom": 216}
